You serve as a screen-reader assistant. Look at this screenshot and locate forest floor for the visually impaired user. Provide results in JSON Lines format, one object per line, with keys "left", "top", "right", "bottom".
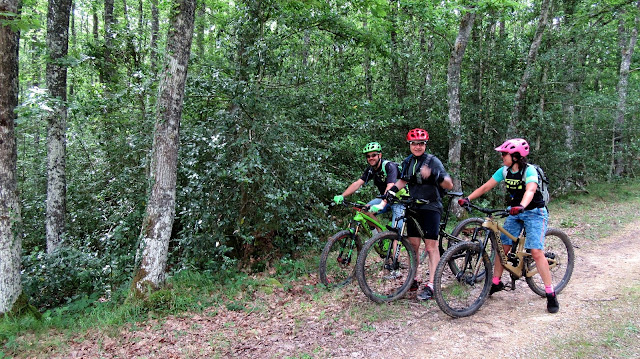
{"left": 14, "top": 207, "right": 640, "bottom": 358}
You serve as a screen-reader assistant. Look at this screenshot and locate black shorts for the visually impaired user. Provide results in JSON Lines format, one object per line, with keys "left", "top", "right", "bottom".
{"left": 406, "top": 209, "right": 441, "bottom": 239}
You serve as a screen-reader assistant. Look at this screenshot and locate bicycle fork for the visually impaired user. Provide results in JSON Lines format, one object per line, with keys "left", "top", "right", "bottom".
{"left": 383, "top": 218, "right": 407, "bottom": 277}
{"left": 338, "top": 223, "right": 360, "bottom": 265}
{"left": 458, "top": 228, "right": 489, "bottom": 284}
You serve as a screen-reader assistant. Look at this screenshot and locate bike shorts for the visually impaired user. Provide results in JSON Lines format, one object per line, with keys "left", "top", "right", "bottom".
{"left": 405, "top": 208, "right": 440, "bottom": 240}
{"left": 501, "top": 207, "right": 549, "bottom": 250}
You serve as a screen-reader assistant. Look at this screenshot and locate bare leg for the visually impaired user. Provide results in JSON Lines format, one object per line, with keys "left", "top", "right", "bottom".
{"left": 530, "top": 248, "right": 552, "bottom": 286}
{"left": 493, "top": 244, "right": 512, "bottom": 280}
{"left": 424, "top": 238, "right": 439, "bottom": 284}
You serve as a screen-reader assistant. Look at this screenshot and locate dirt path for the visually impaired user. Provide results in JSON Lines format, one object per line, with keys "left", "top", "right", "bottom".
{"left": 352, "top": 220, "right": 640, "bottom": 359}
{"left": 24, "top": 220, "right": 640, "bottom": 359}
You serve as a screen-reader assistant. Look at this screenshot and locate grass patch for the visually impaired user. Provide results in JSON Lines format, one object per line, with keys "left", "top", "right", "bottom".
{"left": 550, "top": 179, "right": 640, "bottom": 241}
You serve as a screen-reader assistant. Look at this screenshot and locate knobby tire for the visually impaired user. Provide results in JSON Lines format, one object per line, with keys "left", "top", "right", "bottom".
{"left": 434, "top": 241, "right": 492, "bottom": 318}
{"left": 355, "top": 231, "right": 417, "bottom": 303}
{"left": 319, "top": 230, "right": 361, "bottom": 288}
{"left": 525, "top": 228, "right": 575, "bottom": 296}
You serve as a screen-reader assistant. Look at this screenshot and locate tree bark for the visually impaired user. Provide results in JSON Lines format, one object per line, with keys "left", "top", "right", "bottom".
{"left": 132, "top": 0, "right": 196, "bottom": 296}
{"left": 102, "top": 0, "right": 115, "bottom": 83}
{"left": 613, "top": 1, "right": 640, "bottom": 176}
{"left": 0, "top": 0, "right": 23, "bottom": 314}
{"left": 447, "top": 7, "right": 476, "bottom": 199}
{"left": 508, "top": 0, "right": 551, "bottom": 135}
{"left": 150, "top": 0, "right": 159, "bottom": 72}
{"left": 45, "top": 0, "right": 72, "bottom": 253}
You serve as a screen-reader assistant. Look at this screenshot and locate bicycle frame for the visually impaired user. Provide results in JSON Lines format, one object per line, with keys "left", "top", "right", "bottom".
{"left": 480, "top": 217, "right": 560, "bottom": 279}
{"left": 341, "top": 203, "right": 386, "bottom": 262}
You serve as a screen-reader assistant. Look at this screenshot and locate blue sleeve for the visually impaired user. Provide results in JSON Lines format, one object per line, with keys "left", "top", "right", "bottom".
{"left": 491, "top": 167, "right": 506, "bottom": 183}
{"left": 524, "top": 165, "right": 539, "bottom": 184}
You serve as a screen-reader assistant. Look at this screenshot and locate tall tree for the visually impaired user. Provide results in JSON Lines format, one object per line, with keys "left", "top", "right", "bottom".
{"left": 131, "top": 0, "right": 196, "bottom": 296}
{"left": 0, "top": 0, "right": 23, "bottom": 314}
{"left": 101, "top": 0, "right": 115, "bottom": 83}
{"left": 45, "top": 0, "right": 73, "bottom": 253}
{"left": 447, "top": 6, "right": 476, "bottom": 197}
{"left": 613, "top": 1, "right": 640, "bottom": 176}
{"left": 508, "top": 0, "right": 552, "bottom": 135}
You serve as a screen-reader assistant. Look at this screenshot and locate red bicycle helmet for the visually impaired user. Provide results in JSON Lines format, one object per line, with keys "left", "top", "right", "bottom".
{"left": 406, "top": 128, "right": 429, "bottom": 142}
{"left": 494, "top": 138, "right": 530, "bottom": 157}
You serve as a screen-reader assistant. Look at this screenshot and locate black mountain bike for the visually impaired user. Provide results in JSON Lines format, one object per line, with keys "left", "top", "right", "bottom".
{"left": 355, "top": 191, "right": 486, "bottom": 303}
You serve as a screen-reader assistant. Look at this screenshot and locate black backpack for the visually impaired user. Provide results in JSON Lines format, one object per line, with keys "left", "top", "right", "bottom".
{"left": 503, "top": 163, "right": 550, "bottom": 205}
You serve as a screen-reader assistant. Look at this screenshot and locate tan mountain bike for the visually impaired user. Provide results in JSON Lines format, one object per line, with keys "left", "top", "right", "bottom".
{"left": 434, "top": 202, "right": 574, "bottom": 318}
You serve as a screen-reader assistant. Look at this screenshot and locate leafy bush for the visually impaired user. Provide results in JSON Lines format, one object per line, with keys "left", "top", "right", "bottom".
{"left": 22, "top": 247, "right": 109, "bottom": 310}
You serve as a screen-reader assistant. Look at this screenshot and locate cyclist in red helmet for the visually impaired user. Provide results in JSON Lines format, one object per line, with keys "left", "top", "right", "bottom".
{"left": 457, "top": 138, "right": 559, "bottom": 313}
{"left": 372, "top": 128, "right": 453, "bottom": 299}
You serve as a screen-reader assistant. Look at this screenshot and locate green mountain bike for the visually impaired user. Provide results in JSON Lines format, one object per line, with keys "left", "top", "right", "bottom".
{"left": 319, "top": 201, "right": 388, "bottom": 288}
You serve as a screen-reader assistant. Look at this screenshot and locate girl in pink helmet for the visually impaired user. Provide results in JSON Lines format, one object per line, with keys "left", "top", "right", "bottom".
{"left": 457, "top": 138, "right": 558, "bottom": 313}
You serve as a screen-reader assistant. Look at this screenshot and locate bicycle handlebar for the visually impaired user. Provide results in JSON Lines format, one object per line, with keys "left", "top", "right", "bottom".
{"left": 342, "top": 200, "right": 371, "bottom": 211}
{"left": 462, "top": 202, "right": 509, "bottom": 218}
{"left": 382, "top": 190, "right": 464, "bottom": 207}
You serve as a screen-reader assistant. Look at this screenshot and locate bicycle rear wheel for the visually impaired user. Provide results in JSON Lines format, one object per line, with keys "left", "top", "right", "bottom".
{"left": 319, "top": 230, "right": 361, "bottom": 287}
{"left": 355, "top": 231, "right": 416, "bottom": 303}
{"left": 446, "top": 218, "right": 494, "bottom": 279}
{"left": 434, "top": 241, "right": 492, "bottom": 318}
{"left": 525, "top": 228, "right": 575, "bottom": 296}
{"left": 441, "top": 217, "right": 485, "bottom": 253}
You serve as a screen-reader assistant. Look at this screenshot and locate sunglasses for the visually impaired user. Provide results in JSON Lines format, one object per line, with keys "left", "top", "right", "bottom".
{"left": 409, "top": 141, "right": 427, "bottom": 146}
{"left": 501, "top": 152, "right": 509, "bottom": 157}
{"left": 365, "top": 153, "right": 379, "bottom": 159}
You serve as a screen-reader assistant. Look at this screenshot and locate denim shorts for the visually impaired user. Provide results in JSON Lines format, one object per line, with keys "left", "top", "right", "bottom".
{"left": 501, "top": 207, "right": 549, "bottom": 250}
{"left": 367, "top": 198, "right": 404, "bottom": 229}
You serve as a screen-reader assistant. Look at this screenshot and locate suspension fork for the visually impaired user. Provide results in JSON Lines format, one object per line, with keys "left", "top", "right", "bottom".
{"left": 383, "top": 217, "right": 406, "bottom": 270}
{"left": 339, "top": 221, "right": 361, "bottom": 264}
{"left": 460, "top": 226, "right": 491, "bottom": 281}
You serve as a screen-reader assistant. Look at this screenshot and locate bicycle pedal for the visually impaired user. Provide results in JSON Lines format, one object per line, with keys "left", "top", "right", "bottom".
{"left": 384, "top": 262, "right": 399, "bottom": 270}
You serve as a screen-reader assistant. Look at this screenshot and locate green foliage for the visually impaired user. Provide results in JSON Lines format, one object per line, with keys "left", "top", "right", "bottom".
{"left": 11, "top": 0, "right": 640, "bottom": 313}
{"left": 21, "top": 247, "right": 108, "bottom": 310}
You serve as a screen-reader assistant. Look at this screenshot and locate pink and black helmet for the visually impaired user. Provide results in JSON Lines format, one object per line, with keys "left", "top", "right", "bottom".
{"left": 495, "top": 138, "right": 530, "bottom": 157}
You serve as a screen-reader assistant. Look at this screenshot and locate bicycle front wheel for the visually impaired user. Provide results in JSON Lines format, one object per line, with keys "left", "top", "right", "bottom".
{"left": 319, "top": 230, "right": 361, "bottom": 288}
{"left": 355, "top": 231, "right": 417, "bottom": 303}
{"left": 526, "top": 228, "right": 575, "bottom": 296}
{"left": 434, "top": 241, "right": 492, "bottom": 318}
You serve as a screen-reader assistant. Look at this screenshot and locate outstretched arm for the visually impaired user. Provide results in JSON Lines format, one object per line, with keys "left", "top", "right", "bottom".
{"left": 468, "top": 178, "right": 499, "bottom": 201}
{"left": 341, "top": 179, "right": 365, "bottom": 198}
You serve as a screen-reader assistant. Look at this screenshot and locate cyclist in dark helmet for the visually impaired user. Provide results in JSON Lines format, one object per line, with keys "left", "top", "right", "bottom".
{"left": 333, "top": 142, "right": 405, "bottom": 233}
{"left": 372, "top": 129, "right": 453, "bottom": 299}
{"left": 457, "top": 138, "right": 559, "bottom": 313}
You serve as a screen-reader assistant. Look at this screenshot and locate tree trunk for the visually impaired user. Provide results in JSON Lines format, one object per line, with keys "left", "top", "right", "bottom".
{"left": 613, "top": 1, "right": 640, "bottom": 176}
{"left": 447, "top": 8, "right": 476, "bottom": 200}
{"left": 45, "top": 0, "right": 72, "bottom": 253}
{"left": 150, "top": 0, "right": 159, "bottom": 72}
{"left": 0, "top": 0, "right": 23, "bottom": 314}
{"left": 363, "top": 18, "right": 372, "bottom": 101}
{"left": 195, "top": 0, "right": 205, "bottom": 59}
{"left": 102, "top": 0, "right": 115, "bottom": 83}
{"left": 389, "top": 0, "right": 406, "bottom": 112}
{"left": 131, "top": 0, "right": 196, "bottom": 296}
{"left": 508, "top": 0, "right": 551, "bottom": 135}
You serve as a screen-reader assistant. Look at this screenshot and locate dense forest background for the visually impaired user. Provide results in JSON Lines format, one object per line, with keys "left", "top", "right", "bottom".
{"left": 3, "top": 0, "right": 640, "bottom": 310}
